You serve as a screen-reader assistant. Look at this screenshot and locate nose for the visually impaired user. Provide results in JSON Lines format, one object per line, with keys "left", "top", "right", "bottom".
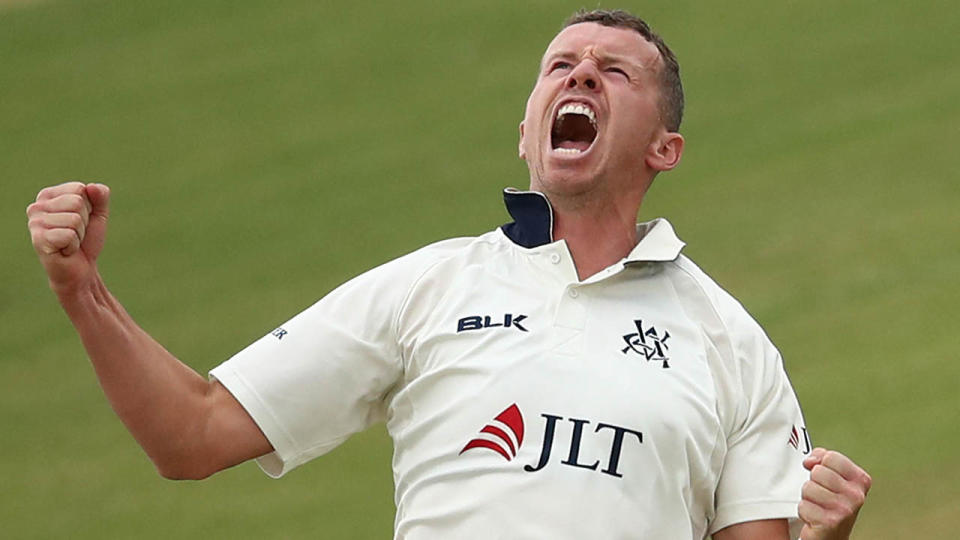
{"left": 566, "top": 61, "right": 599, "bottom": 91}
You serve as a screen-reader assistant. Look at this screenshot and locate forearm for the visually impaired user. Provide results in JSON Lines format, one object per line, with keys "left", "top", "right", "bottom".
{"left": 58, "top": 272, "right": 215, "bottom": 477}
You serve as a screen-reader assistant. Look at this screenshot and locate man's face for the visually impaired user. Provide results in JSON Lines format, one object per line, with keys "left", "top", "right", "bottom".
{"left": 520, "top": 22, "right": 667, "bottom": 196}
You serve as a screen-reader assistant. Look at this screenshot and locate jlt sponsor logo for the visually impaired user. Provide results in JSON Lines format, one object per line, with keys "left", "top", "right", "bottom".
{"left": 460, "top": 404, "right": 643, "bottom": 479}
{"left": 789, "top": 425, "right": 812, "bottom": 454}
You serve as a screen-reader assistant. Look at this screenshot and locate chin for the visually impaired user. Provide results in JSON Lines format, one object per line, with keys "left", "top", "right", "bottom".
{"left": 533, "top": 169, "right": 601, "bottom": 197}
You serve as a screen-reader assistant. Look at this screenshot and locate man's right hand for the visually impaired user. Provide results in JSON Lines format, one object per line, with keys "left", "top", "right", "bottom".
{"left": 26, "top": 181, "right": 273, "bottom": 478}
{"left": 27, "top": 182, "right": 111, "bottom": 296}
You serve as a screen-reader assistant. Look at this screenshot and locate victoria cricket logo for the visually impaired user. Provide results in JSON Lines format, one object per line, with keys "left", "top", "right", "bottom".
{"left": 459, "top": 404, "right": 525, "bottom": 461}
{"left": 621, "top": 319, "right": 671, "bottom": 368}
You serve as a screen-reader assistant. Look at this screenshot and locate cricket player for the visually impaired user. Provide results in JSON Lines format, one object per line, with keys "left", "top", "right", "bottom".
{"left": 26, "top": 9, "right": 870, "bottom": 540}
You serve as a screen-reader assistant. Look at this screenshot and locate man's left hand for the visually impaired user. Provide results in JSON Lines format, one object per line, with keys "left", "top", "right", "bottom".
{"left": 799, "top": 448, "right": 872, "bottom": 540}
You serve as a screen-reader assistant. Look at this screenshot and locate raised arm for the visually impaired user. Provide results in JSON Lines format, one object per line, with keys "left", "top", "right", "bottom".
{"left": 27, "top": 182, "right": 272, "bottom": 479}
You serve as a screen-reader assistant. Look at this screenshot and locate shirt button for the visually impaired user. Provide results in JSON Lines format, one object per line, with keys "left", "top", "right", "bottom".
{"left": 568, "top": 289, "right": 579, "bottom": 298}
{"left": 549, "top": 253, "right": 561, "bottom": 264}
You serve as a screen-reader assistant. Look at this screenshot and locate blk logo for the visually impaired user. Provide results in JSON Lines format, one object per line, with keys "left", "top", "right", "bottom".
{"left": 789, "top": 425, "right": 812, "bottom": 454}
{"left": 621, "top": 319, "right": 671, "bottom": 368}
{"left": 271, "top": 327, "right": 288, "bottom": 340}
{"left": 457, "top": 313, "right": 529, "bottom": 333}
{"left": 460, "top": 404, "right": 644, "bottom": 479}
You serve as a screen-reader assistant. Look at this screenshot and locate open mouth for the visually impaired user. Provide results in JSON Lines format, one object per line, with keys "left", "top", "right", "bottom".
{"left": 551, "top": 102, "right": 598, "bottom": 155}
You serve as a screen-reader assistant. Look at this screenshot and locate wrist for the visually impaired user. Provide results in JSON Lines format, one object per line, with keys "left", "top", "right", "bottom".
{"left": 54, "top": 269, "right": 108, "bottom": 315}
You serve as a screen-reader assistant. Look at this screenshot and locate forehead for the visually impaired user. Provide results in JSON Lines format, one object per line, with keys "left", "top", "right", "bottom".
{"left": 542, "top": 22, "right": 661, "bottom": 68}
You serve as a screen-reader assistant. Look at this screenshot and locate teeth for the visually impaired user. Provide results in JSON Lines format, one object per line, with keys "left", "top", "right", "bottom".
{"left": 554, "top": 147, "right": 582, "bottom": 154}
{"left": 557, "top": 102, "right": 596, "bottom": 126}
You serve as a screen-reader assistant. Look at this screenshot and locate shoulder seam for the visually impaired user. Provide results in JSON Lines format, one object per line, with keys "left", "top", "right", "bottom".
{"left": 392, "top": 236, "right": 493, "bottom": 368}
{"left": 664, "top": 257, "right": 747, "bottom": 439}
{"left": 664, "top": 258, "right": 738, "bottom": 362}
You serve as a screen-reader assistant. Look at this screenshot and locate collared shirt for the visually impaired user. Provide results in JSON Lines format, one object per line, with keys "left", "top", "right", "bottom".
{"left": 210, "top": 189, "right": 809, "bottom": 539}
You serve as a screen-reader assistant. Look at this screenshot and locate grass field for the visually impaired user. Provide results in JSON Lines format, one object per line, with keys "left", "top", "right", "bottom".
{"left": 2, "top": 0, "right": 957, "bottom": 538}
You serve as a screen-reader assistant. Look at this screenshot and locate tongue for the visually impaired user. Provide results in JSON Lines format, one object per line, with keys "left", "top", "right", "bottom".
{"left": 556, "top": 140, "right": 591, "bottom": 151}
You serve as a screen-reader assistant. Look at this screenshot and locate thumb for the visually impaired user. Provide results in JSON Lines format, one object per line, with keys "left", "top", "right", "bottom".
{"left": 82, "top": 183, "right": 111, "bottom": 258}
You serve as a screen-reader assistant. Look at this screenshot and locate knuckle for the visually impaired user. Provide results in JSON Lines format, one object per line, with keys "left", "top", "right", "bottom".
{"left": 37, "top": 182, "right": 81, "bottom": 200}
{"left": 40, "top": 229, "right": 59, "bottom": 247}
{"left": 65, "top": 193, "right": 83, "bottom": 207}
{"left": 821, "top": 451, "right": 845, "bottom": 471}
{"left": 26, "top": 201, "right": 45, "bottom": 216}
{"left": 849, "top": 489, "right": 865, "bottom": 508}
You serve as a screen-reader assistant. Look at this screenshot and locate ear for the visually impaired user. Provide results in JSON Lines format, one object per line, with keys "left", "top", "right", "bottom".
{"left": 645, "top": 131, "right": 684, "bottom": 172}
{"left": 518, "top": 121, "right": 526, "bottom": 160}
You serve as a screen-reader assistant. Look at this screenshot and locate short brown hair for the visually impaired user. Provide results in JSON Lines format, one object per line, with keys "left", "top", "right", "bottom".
{"left": 564, "top": 9, "right": 684, "bottom": 132}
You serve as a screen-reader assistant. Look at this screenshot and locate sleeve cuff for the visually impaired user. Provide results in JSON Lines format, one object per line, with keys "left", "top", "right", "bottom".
{"left": 209, "top": 365, "right": 300, "bottom": 478}
{"left": 710, "top": 500, "right": 801, "bottom": 538}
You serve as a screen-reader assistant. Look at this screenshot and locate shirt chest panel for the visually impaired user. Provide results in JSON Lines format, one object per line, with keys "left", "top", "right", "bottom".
{"left": 393, "top": 264, "right": 721, "bottom": 472}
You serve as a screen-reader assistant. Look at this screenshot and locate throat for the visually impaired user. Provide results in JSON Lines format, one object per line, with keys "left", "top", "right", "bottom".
{"left": 552, "top": 209, "right": 638, "bottom": 281}
{"left": 551, "top": 113, "right": 597, "bottom": 151}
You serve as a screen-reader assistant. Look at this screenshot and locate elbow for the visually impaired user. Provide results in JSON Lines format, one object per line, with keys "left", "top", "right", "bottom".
{"left": 156, "top": 465, "right": 213, "bottom": 481}
{"left": 152, "top": 453, "right": 218, "bottom": 481}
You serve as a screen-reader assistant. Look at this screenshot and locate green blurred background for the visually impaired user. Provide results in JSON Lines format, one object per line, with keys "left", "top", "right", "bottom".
{"left": 2, "top": 0, "right": 957, "bottom": 538}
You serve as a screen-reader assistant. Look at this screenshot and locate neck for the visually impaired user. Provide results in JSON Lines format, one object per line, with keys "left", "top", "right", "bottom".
{"left": 549, "top": 189, "right": 644, "bottom": 280}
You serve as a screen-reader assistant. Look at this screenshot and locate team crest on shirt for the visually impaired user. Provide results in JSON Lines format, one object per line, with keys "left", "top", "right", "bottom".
{"left": 620, "top": 319, "right": 671, "bottom": 368}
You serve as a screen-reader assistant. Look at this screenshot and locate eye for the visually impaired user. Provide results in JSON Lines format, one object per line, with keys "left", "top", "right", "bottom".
{"left": 606, "top": 67, "right": 629, "bottom": 80}
{"left": 549, "top": 61, "right": 572, "bottom": 73}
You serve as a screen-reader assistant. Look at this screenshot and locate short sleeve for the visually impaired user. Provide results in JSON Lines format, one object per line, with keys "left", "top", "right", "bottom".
{"left": 209, "top": 259, "right": 408, "bottom": 478}
{"left": 709, "top": 306, "right": 810, "bottom": 538}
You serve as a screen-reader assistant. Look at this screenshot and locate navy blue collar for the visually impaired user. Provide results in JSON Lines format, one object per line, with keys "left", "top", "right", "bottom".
{"left": 499, "top": 187, "right": 687, "bottom": 261}
{"left": 500, "top": 188, "right": 554, "bottom": 248}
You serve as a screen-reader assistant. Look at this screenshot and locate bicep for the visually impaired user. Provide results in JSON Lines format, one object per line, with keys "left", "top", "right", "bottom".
{"left": 203, "top": 380, "right": 274, "bottom": 473}
{"left": 712, "top": 519, "right": 790, "bottom": 540}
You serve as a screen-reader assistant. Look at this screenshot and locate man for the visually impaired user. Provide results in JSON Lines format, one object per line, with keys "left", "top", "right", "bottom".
{"left": 26, "top": 9, "right": 869, "bottom": 540}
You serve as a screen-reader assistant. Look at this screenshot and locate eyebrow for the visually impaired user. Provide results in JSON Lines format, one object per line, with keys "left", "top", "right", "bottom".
{"left": 542, "top": 50, "right": 647, "bottom": 71}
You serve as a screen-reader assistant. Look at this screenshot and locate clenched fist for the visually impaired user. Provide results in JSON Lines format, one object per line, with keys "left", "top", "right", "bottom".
{"left": 27, "top": 182, "right": 111, "bottom": 296}
{"left": 799, "top": 448, "right": 872, "bottom": 540}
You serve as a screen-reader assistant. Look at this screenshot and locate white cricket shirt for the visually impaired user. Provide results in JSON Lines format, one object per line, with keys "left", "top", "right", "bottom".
{"left": 210, "top": 189, "right": 811, "bottom": 539}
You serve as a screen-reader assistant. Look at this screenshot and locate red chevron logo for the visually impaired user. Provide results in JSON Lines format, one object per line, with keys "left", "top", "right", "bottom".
{"left": 789, "top": 426, "right": 800, "bottom": 449}
{"left": 459, "top": 403, "right": 525, "bottom": 461}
